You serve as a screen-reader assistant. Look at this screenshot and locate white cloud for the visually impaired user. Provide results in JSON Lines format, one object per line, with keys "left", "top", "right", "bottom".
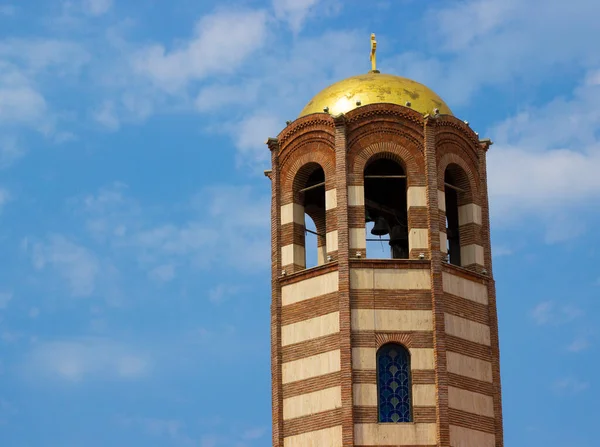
{"left": 0, "top": 136, "right": 25, "bottom": 168}
{"left": 430, "top": 0, "right": 518, "bottom": 52}
{"left": 73, "top": 182, "right": 138, "bottom": 241}
{"left": 553, "top": 377, "right": 590, "bottom": 394}
{"left": 0, "top": 38, "right": 89, "bottom": 74}
{"left": 567, "top": 337, "right": 591, "bottom": 353}
{"left": 72, "top": 183, "right": 270, "bottom": 277}
{"left": 234, "top": 112, "right": 281, "bottom": 165}
{"left": 195, "top": 81, "right": 261, "bottom": 112}
{"left": 208, "top": 284, "right": 241, "bottom": 304}
{"left": 129, "top": 185, "right": 270, "bottom": 272}
{"left": 31, "top": 235, "right": 100, "bottom": 297}
{"left": 120, "top": 417, "right": 187, "bottom": 442}
{"left": 0, "top": 62, "right": 47, "bottom": 127}
{"left": 92, "top": 100, "right": 120, "bottom": 131}
{"left": 531, "top": 301, "right": 583, "bottom": 326}
{"left": 492, "top": 245, "right": 512, "bottom": 257}
{"left": 273, "top": 0, "right": 320, "bottom": 32}
{"left": 82, "top": 0, "right": 113, "bottom": 16}
{"left": 24, "top": 338, "right": 150, "bottom": 382}
{"left": 148, "top": 264, "right": 175, "bottom": 283}
{"left": 0, "top": 188, "right": 9, "bottom": 212}
{"left": 132, "top": 10, "right": 268, "bottom": 92}
{"left": 243, "top": 426, "right": 267, "bottom": 440}
{"left": 0, "top": 292, "right": 12, "bottom": 309}
{"left": 384, "top": 0, "right": 600, "bottom": 106}
{"left": 485, "top": 70, "right": 600, "bottom": 235}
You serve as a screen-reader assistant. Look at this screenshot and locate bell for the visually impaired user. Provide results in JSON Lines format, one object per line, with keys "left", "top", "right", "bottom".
{"left": 371, "top": 216, "right": 390, "bottom": 236}
{"left": 389, "top": 225, "right": 408, "bottom": 243}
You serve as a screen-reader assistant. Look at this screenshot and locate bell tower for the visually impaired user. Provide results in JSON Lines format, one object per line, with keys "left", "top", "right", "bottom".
{"left": 265, "top": 35, "right": 503, "bottom": 447}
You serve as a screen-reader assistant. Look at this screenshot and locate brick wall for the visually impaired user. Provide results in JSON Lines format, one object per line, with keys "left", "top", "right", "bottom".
{"left": 267, "top": 105, "right": 504, "bottom": 447}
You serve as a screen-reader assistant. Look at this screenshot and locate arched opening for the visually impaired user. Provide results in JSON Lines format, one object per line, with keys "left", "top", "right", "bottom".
{"left": 294, "top": 163, "right": 326, "bottom": 269}
{"left": 444, "top": 164, "right": 470, "bottom": 266}
{"left": 364, "top": 158, "right": 408, "bottom": 259}
{"left": 377, "top": 343, "right": 412, "bottom": 423}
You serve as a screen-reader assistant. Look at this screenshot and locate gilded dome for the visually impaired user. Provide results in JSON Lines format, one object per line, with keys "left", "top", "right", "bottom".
{"left": 299, "top": 71, "right": 452, "bottom": 118}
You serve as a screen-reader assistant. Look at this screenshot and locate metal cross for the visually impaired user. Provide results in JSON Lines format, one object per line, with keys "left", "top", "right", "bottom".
{"left": 370, "top": 33, "right": 377, "bottom": 72}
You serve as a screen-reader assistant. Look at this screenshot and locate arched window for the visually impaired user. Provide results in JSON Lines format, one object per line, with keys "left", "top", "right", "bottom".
{"left": 444, "top": 164, "right": 471, "bottom": 266}
{"left": 364, "top": 158, "right": 408, "bottom": 259}
{"left": 294, "top": 164, "right": 326, "bottom": 268}
{"left": 377, "top": 343, "right": 412, "bottom": 423}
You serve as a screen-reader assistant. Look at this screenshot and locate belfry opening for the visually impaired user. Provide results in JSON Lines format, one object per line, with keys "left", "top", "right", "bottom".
{"left": 364, "top": 157, "right": 408, "bottom": 259}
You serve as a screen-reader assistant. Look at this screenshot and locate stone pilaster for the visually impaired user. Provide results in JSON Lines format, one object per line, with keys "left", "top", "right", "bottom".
{"left": 334, "top": 114, "right": 355, "bottom": 447}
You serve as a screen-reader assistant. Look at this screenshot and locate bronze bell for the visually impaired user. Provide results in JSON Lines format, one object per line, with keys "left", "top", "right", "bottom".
{"left": 389, "top": 225, "right": 408, "bottom": 242}
{"left": 371, "top": 216, "right": 390, "bottom": 236}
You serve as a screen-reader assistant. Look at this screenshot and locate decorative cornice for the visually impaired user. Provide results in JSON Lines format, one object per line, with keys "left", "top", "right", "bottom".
{"left": 266, "top": 137, "right": 279, "bottom": 152}
{"left": 479, "top": 138, "right": 493, "bottom": 152}
{"left": 277, "top": 114, "right": 335, "bottom": 147}
{"left": 431, "top": 115, "right": 481, "bottom": 148}
{"left": 333, "top": 113, "right": 347, "bottom": 127}
{"left": 346, "top": 103, "right": 425, "bottom": 126}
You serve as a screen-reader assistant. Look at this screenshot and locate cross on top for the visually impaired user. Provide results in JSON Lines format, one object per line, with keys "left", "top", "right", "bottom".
{"left": 370, "top": 33, "right": 377, "bottom": 72}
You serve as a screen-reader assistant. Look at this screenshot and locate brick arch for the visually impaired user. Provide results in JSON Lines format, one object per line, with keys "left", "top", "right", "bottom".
{"left": 280, "top": 148, "right": 335, "bottom": 206}
{"left": 364, "top": 151, "right": 407, "bottom": 174}
{"left": 350, "top": 141, "right": 425, "bottom": 187}
{"left": 438, "top": 152, "right": 479, "bottom": 201}
{"left": 292, "top": 162, "right": 325, "bottom": 203}
{"left": 375, "top": 333, "right": 413, "bottom": 349}
{"left": 292, "top": 162, "right": 327, "bottom": 248}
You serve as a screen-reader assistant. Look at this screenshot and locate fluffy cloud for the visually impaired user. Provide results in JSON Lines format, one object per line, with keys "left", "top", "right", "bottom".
{"left": 92, "top": 100, "right": 120, "bottom": 131}
{"left": 0, "top": 136, "right": 25, "bottom": 169}
{"left": 148, "top": 264, "right": 176, "bottom": 283}
{"left": 72, "top": 183, "right": 270, "bottom": 275}
{"left": 552, "top": 377, "right": 590, "bottom": 395}
{"left": 24, "top": 338, "right": 150, "bottom": 382}
{"left": 82, "top": 0, "right": 113, "bottom": 16}
{"left": 0, "top": 38, "right": 89, "bottom": 74}
{"left": 386, "top": 0, "right": 600, "bottom": 106}
{"left": 131, "top": 185, "right": 270, "bottom": 272}
{"left": 30, "top": 235, "right": 100, "bottom": 297}
{"left": 0, "top": 62, "right": 47, "bottom": 127}
{"left": 234, "top": 112, "right": 281, "bottom": 165}
{"left": 486, "top": 70, "right": 600, "bottom": 238}
{"left": 132, "top": 10, "right": 268, "bottom": 92}
{"left": 273, "top": 0, "right": 320, "bottom": 32}
{"left": 531, "top": 301, "right": 583, "bottom": 326}
{"left": 119, "top": 417, "right": 189, "bottom": 443}
{"left": 0, "top": 292, "right": 12, "bottom": 309}
{"left": 0, "top": 187, "right": 10, "bottom": 213}
{"left": 208, "top": 284, "right": 242, "bottom": 305}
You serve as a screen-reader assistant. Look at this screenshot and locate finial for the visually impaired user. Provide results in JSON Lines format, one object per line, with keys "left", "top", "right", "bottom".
{"left": 370, "top": 33, "right": 377, "bottom": 72}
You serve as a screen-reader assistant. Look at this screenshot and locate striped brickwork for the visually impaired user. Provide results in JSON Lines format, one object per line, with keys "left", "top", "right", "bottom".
{"left": 442, "top": 267, "right": 497, "bottom": 446}
{"left": 268, "top": 106, "right": 504, "bottom": 447}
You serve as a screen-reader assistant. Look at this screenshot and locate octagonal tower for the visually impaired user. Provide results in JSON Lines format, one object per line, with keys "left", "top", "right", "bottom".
{"left": 265, "top": 35, "right": 503, "bottom": 447}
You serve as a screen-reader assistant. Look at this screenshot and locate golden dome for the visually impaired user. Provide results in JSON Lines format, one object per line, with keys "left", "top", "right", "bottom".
{"left": 299, "top": 71, "right": 452, "bottom": 118}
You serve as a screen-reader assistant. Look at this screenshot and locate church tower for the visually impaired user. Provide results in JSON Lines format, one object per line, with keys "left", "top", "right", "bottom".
{"left": 265, "top": 35, "right": 503, "bottom": 447}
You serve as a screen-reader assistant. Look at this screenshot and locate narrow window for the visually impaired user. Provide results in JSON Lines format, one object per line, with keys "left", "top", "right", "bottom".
{"left": 377, "top": 343, "right": 412, "bottom": 423}
{"left": 299, "top": 166, "right": 326, "bottom": 268}
{"left": 444, "top": 164, "right": 470, "bottom": 266}
{"left": 364, "top": 158, "right": 408, "bottom": 259}
{"left": 445, "top": 170, "right": 461, "bottom": 266}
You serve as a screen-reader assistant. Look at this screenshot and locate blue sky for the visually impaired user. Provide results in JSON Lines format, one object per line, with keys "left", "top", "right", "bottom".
{"left": 0, "top": 0, "right": 599, "bottom": 445}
